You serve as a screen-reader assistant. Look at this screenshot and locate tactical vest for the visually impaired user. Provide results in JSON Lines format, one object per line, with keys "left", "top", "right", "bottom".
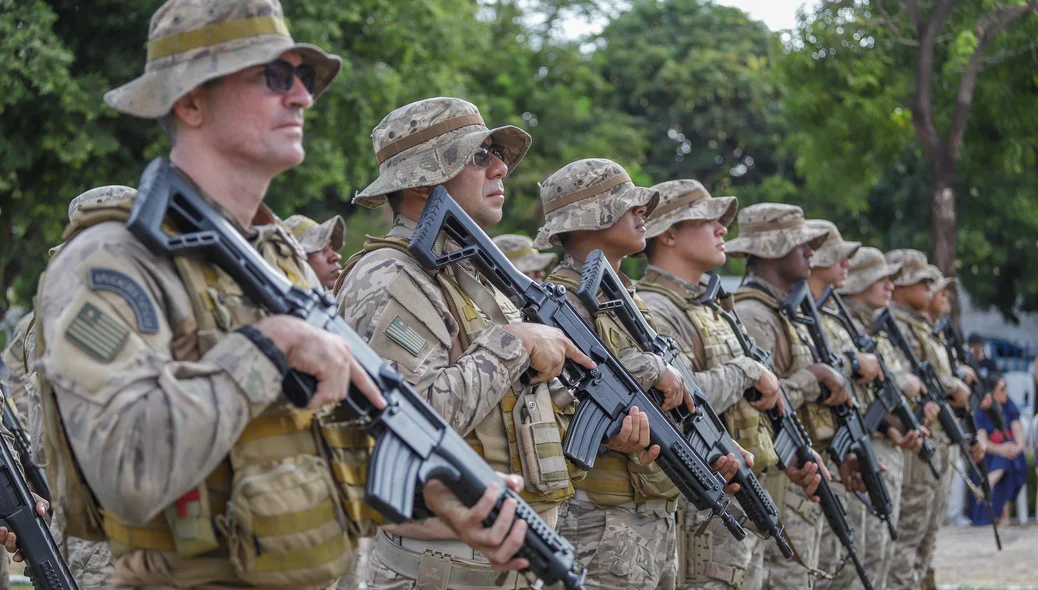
{"left": 820, "top": 312, "right": 875, "bottom": 408}
{"left": 36, "top": 201, "right": 369, "bottom": 588}
{"left": 636, "top": 281, "right": 779, "bottom": 473}
{"left": 733, "top": 288, "right": 835, "bottom": 451}
{"left": 548, "top": 269, "right": 679, "bottom": 507}
{"left": 900, "top": 312, "right": 954, "bottom": 433}
{"left": 338, "top": 237, "right": 573, "bottom": 512}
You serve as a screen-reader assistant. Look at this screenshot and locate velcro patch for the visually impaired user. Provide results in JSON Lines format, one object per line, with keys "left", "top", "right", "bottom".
{"left": 384, "top": 316, "right": 428, "bottom": 357}
{"left": 88, "top": 268, "right": 160, "bottom": 334}
{"left": 65, "top": 303, "right": 129, "bottom": 363}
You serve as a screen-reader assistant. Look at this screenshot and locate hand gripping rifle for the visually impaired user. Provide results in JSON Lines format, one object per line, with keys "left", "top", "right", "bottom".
{"left": 700, "top": 275, "right": 868, "bottom": 586}
{"left": 932, "top": 318, "right": 1008, "bottom": 437}
{"left": 576, "top": 250, "right": 791, "bottom": 557}
{"left": 816, "top": 286, "right": 939, "bottom": 483}
{"left": 126, "top": 158, "right": 587, "bottom": 590}
{"left": 407, "top": 186, "right": 746, "bottom": 542}
{"left": 874, "top": 308, "right": 1002, "bottom": 551}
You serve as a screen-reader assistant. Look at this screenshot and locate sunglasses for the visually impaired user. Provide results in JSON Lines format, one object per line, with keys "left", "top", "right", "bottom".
{"left": 470, "top": 144, "right": 506, "bottom": 168}
{"left": 264, "top": 59, "right": 317, "bottom": 96}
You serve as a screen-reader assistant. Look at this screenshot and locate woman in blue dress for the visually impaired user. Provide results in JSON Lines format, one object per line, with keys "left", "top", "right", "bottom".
{"left": 969, "top": 376, "right": 1029, "bottom": 526}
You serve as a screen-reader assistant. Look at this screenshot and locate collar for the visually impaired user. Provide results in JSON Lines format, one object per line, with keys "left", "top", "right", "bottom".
{"left": 387, "top": 214, "right": 418, "bottom": 240}
{"left": 743, "top": 271, "right": 791, "bottom": 302}
{"left": 890, "top": 300, "right": 931, "bottom": 325}
{"left": 641, "top": 265, "right": 704, "bottom": 300}
{"left": 559, "top": 254, "right": 637, "bottom": 292}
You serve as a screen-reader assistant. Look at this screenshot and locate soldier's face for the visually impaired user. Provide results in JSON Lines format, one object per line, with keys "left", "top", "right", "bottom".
{"left": 779, "top": 243, "right": 813, "bottom": 282}
{"left": 307, "top": 243, "right": 342, "bottom": 289}
{"left": 443, "top": 138, "right": 508, "bottom": 228}
{"left": 860, "top": 277, "right": 894, "bottom": 309}
{"left": 930, "top": 288, "right": 950, "bottom": 316}
{"left": 896, "top": 281, "right": 932, "bottom": 311}
{"left": 201, "top": 51, "right": 313, "bottom": 175}
{"left": 811, "top": 257, "right": 851, "bottom": 288}
{"left": 599, "top": 205, "right": 649, "bottom": 257}
{"left": 673, "top": 219, "right": 728, "bottom": 270}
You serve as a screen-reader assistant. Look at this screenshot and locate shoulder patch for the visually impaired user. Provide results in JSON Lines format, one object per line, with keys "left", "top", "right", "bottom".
{"left": 65, "top": 303, "right": 129, "bottom": 363}
{"left": 88, "top": 268, "right": 160, "bottom": 334}
{"left": 384, "top": 316, "right": 428, "bottom": 357}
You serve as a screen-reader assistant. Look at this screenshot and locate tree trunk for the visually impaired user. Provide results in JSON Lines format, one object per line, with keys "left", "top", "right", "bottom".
{"left": 930, "top": 176, "right": 956, "bottom": 275}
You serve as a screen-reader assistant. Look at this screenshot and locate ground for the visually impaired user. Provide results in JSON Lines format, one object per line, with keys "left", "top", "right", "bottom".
{"left": 932, "top": 523, "right": 1038, "bottom": 589}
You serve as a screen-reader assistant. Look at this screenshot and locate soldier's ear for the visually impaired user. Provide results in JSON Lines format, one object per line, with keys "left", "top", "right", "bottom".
{"left": 406, "top": 186, "right": 433, "bottom": 200}
{"left": 660, "top": 226, "right": 678, "bottom": 246}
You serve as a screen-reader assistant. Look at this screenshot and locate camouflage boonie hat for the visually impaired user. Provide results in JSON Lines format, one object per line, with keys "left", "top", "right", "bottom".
{"left": 929, "top": 264, "right": 958, "bottom": 292}
{"left": 68, "top": 186, "right": 138, "bottom": 222}
{"left": 839, "top": 247, "right": 903, "bottom": 295}
{"left": 725, "top": 203, "right": 829, "bottom": 259}
{"left": 354, "top": 97, "right": 532, "bottom": 208}
{"left": 534, "top": 158, "right": 659, "bottom": 249}
{"left": 885, "top": 249, "right": 941, "bottom": 287}
{"left": 806, "top": 220, "right": 861, "bottom": 268}
{"left": 284, "top": 214, "right": 345, "bottom": 253}
{"left": 493, "top": 234, "right": 557, "bottom": 274}
{"left": 643, "top": 179, "right": 738, "bottom": 239}
{"left": 104, "top": 0, "right": 341, "bottom": 118}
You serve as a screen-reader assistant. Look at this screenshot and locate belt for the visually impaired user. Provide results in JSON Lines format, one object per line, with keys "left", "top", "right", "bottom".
{"left": 374, "top": 531, "right": 517, "bottom": 589}
{"left": 572, "top": 489, "right": 677, "bottom": 513}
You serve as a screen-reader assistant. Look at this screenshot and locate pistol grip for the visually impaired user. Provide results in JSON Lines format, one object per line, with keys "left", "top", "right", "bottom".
{"left": 562, "top": 402, "right": 619, "bottom": 471}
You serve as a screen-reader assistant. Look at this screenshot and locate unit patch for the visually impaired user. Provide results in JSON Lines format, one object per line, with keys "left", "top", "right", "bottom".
{"left": 65, "top": 303, "right": 129, "bottom": 363}
{"left": 88, "top": 268, "right": 160, "bottom": 334}
{"left": 384, "top": 316, "right": 428, "bottom": 357}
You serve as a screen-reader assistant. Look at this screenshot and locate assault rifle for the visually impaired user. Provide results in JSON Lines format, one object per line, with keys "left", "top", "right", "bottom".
{"left": 873, "top": 308, "right": 1002, "bottom": 551}
{"left": 816, "top": 286, "right": 939, "bottom": 483}
{"left": 127, "top": 158, "right": 588, "bottom": 590}
{"left": 0, "top": 421, "right": 77, "bottom": 589}
{"left": 701, "top": 275, "right": 870, "bottom": 588}
{"left": 576, "top": 250, "right": 791, "bottom": 558}
{"left": 407, "top": 186, "right": 746, "bottom": 542}
{"left": 781, "top": 282, "right": 894, "bottom": 558}
{"left": 1, "top": 394, "right": 51, "bottom": 503}
{"left": 932, "top": 319, "right": 1008, "bottom": 437}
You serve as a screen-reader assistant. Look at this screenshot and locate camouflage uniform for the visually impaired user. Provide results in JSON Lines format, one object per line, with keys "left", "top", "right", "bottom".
{"left": 338, "top": 97, "right": 572, "bottom": 590}
{"left": 284, "top": 214, "right": 345, "bottom": 255}
{"left": 492, "top": 234, "right": 556, "bottom": 277}
{"left": 538, "top": 159, "right": 679, "bottom": 590}
{"left": 726, "top": 204, "right": 832, "bottom": 590}
{"left": 34, "top": 3, "right": 373, "bottom": 588}
{"left": 2, "top": 313, "right": 34, "bottom": 422}
{"left": 636, "top": 180, "right": 772, "bottom": 590}
{"left": 882, "top": 251, "right": 958, "bottom": 590}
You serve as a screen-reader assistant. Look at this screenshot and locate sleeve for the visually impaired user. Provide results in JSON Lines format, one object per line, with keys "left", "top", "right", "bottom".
{"left": 38, "top": 227, "right": 285, "bottom": 524}
{"left": 337, "top": 254, "right": 529, "bottom": 435}
{"left": 737, "top": 301, "right": 819, "bottom": 410}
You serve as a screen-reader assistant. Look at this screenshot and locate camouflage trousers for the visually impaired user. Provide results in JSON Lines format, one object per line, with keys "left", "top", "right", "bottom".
{"left": 675, "top": 474, "right": 774, "bottom": 590}
{"left": 886, "top": 432, "right": 951, "bottom": 590}
{"left": 66, "top": 537, "right": 116, "bottom": 589}
{"left": 557, "top": 496, "right": 677, "bottom": 590}
{"left": 814, "top": 458, "right": 867, "bottom": 590}
{"left": 763, "top": 479, "right": 823, "bottom": 590}
{"left": 335, "top": 537, "right": 372, "bottom": 589}
{"left": 917, "top": 442, "right": 955, "bottom": 587}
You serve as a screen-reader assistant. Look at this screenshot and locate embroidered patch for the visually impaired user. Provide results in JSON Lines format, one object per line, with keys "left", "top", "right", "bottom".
{"left": 384, "top": 316, "right": 428, "bottom": 357}
{"left": 65, "top": 303, "right": 129, "bottom": 363}
{"left": 88, "top": 268, "right": 160, "bottom": 334}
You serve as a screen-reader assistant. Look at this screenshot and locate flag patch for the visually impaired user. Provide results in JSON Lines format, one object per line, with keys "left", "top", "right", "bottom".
{"left": 384, "top": 316, "right": 427, "bottom": 357}
{"left": 65, "top": 303, "right": 129, "bottom": 363}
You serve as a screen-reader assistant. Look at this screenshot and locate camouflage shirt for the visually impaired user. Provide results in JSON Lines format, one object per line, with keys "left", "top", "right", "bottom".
{"left": 889, "top": 301, "right": 959, "bottom": 396}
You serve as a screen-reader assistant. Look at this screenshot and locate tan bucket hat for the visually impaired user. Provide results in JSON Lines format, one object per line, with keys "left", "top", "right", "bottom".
{"left": 929, "top": 264, "right": 959, "bottom": 292}
{"left": 493, "top": 234, "right": 557, "bottom": 274}
{"left": 806, "top": 219, "right": 861, "bottom": 268}
{"left": 839, "top": 247, "right": 903, "bottom": 295}
{"left": 725, "top": 203, "right": 829, "bottom": 259}
{"left": 284, "top": 214, "right": 345, "bottom": 253}
{"left": 643, "top": 179, "right": 738, "bottom": 239}
{"left": 68, "top": 185, "right": 138, "bottom": 222}
{"left": 885, "top": 249, "right": 942, "bottom": 287}
{"left": 104, "top": 0, "right": 341, "bottom": 119}
{"left": 353, "top": 97, "right": 532, "bottom": 208}
{"left": 534, "top": 158, "right": 659, "bottom": 249}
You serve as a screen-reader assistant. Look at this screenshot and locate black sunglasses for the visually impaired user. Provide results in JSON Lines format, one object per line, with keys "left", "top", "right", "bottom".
{"left": 471, "top": 144, "right": 506, "bottom": 168}
{"left": 264, "top": 59, "right": 317, "bottom": 96}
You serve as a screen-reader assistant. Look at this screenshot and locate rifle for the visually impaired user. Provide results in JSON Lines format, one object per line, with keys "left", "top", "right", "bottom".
{"left": 701, "top": 275, "right": 870, "bottom": 588}
{"left": 816, "top": 286, "right": 939, "bottom": 483}
{"left": 781, "top": 282, "right": 894, "bottom": 563}
{"left": 874, "top": 308, "right": 1002, "bottom": 551}
{"left": 577, "top": 250, "right": 791, "bottom": 558}
{"left": 932, "top": 319, "right": 1008, "bottom": 437}
{"left": 407, "top": 186, "right": 746, "bottom": 542}
{"left": 127, "top": 158, "right": 588, "bottom": 590}
{"left": 1, "top": 392, "right": 51, "bottom": 503}
{"left": 0, "top": 424, "right": 78, "bottom": 589}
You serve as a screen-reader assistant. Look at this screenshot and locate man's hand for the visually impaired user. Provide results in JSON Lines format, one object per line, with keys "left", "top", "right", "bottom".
{"left": 959, "top": 365, "right": 978, "bottom": 385}
{"left": 902, "top": 373, "right": 926, "bottom": 399}
{"left": 423, "top": 476, "right": 528, "bottom": 571}
{"left": 888, "top": 427, "right": 924, "bottom": 455}
{"left": 922, "top": 401, "right": 940, "bottom": 424}
{"left": 839, "top": 454, "right": 865, "bottom": 494}
{"left": 969, "top": 438, "right": 987, "bottom": 463}
{"left": 855, "top": 352, "right": 883, "bottom": 384}
{"left": 503, "top": 323, "right": 596, "bottom": 384}
{"left": 751, "top": 368, "right": 781, "bottom": 411}
{"left": 809, "top": 364, "right": 851, "bottom": 406}
{"left": 712, "top": 443, "right": 754, "bottom": 494}
{"left": 254, "top": 315, "right": 385, "bottom": 411}
{"left": 655, "top": 366, "right": 695, "bottom": 413}
{"left": 948, "top": 380, "right": 970, "bottom": 409}
{"left": 607, "top": 406, "right": 660, "bottom": 465}
{"left": 0, "top": 494, "right": 48, "bottom": 562}
{"left": 785, "top": 449, "right": 830, "bottom": 501}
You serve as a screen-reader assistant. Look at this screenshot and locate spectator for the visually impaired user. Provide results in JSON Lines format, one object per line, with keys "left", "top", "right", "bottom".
{"left": 970, "top": 376, "right": 1028, "bottom": 526}
{"left": 967, "top": 333, "right": 1000, "bottom": 381}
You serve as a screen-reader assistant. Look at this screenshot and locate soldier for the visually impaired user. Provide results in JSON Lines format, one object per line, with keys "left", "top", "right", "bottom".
{"left": 883, "top": 249, "right": 975, "bottom": 590}
{"left": 2, "top": 313, "right": 34, "bottom": 423}
{"left": 493, "top": 234, "right": 556, "bottom": 281}
{"left": 839, "top": 246, "right": 930, "bottom": 588}
{"left": 534, "top": 159, "right": 743, "bottom": 590}
{"left": 284, "top": 214, "right": 346, "bottom": 289}
{"left": 8, "top": 2, "right": 535, "bottom": 587}
{"left": 335, "top": 96, "right": 627, "bottom": 590}
{"left": 636, "top": 180, "right": 828, "bottom": 590}
{"left": 926, "top": 264, "right": 957, "bottom": 324}
{"left": 727, "top": 203, "right": 857, "bottom": 590}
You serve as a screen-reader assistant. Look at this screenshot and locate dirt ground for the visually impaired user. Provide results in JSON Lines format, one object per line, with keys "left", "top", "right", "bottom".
{"left": 932, "top": 523, "right": 1038, "bottom": 588}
